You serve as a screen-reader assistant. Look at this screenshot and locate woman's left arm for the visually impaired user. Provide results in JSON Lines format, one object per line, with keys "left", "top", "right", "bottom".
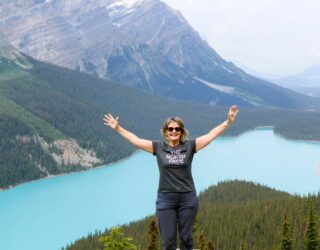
{"left": 195, "top": 105, "right": 238, "bottom": 152}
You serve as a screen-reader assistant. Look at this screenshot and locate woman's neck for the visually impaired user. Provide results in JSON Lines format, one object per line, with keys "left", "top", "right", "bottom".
{"left": 168, "top": 140, "right": 180, "bottom": 147}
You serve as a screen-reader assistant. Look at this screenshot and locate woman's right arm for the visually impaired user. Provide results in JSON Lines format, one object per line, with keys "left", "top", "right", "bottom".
{"left": 103, "top": 113, "right": 153, "bottom": 154}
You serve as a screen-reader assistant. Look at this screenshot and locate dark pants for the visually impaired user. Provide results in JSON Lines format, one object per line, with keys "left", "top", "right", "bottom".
{"left": 156, "top": 190, "right": 199, "bottom": 250}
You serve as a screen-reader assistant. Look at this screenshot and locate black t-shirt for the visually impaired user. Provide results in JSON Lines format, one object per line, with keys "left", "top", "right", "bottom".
{"left": 152, "top": 139, "right": 197, "bottom": 192}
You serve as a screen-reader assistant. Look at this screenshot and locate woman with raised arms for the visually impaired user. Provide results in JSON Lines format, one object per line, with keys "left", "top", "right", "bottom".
{"left": 103, "top": 105, "right": 238, "bottom": 250}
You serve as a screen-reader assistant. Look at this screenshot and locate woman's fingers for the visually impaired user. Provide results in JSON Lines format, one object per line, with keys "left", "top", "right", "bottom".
{"left": 103, "top": 114, "right": 112, "bottom": 124}
{"left": 103, "top": 116, "right": 111, "bottom": 124}
{"left": 230, "top": 105, "right": 238, "bottom": 112}
{"left": 105, "top": 113, "right": 114, "bottom": 121}
{"left": 105, "top": 114, "right": 115, "bottom": 121}
{"left": 229, "top": 106, "right": 238, "bottom": 115}
{"left": 103, "top": 113, "right": 119, "bottom": 129}
{"left": 227, "top": 105, "right": 238, "bottom": 123}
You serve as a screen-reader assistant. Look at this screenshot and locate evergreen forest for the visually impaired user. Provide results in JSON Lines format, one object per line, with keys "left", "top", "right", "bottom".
{"left": 1, "top": 54, "right": 320, "bottom": 189}
{"left": 64, "top": 180, "right": 320, "bottom": 250}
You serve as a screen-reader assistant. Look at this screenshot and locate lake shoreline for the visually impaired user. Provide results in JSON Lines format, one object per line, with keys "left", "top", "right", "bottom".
{"left": 1, "top": 126, "right": 319, "bottom": 192}
{"left": 0, "top": 150, "right": 141, "bottom": 192}
{"left": 2, "top": 128, "right": 320, "bottom": 250}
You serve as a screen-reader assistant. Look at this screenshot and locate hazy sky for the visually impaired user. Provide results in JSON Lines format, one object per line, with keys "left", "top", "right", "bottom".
{"left": 162, "top": 0, "right": 320, "bottom": 77}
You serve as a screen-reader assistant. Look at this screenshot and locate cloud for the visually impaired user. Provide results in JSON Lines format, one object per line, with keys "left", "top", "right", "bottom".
{"left": 309, "top": 51, "right": 320, "bottom": 57}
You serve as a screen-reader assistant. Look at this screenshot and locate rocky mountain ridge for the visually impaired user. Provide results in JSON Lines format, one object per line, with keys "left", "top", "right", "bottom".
{"left": 1, "top": 0, "right": 319, "bottom": 109}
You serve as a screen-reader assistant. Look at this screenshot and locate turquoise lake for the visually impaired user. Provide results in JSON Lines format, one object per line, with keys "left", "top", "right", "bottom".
{"left": 0, "top": 128, "right": 319, "bottom": 250}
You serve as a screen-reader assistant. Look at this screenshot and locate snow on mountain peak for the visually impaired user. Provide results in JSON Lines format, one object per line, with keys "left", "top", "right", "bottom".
{"left": 120, "top": 0, "right": 144, "bottom": 8}
{"left": 106, "top": 0, "right": 145, "bottom": 24}
{"left": 106, "top": 0, "right": 144, "bottom": 10}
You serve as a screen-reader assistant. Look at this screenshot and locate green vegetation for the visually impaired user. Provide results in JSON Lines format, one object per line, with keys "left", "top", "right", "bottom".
{"left": 0, "top": 95, "right": 65, "bottom": 141}
{"left": 1, "top": 54, "right": 320, "bottom": 188}
{"left": 304, "top": 202, "right": 320, "bottom": 250}
{"left": 0, "top": 114, "right": 58, "bottom": 187}
{"left": 64, "top": 181, "right": 320, "bottom": 250}
{"left": 281, "top": 213, "right": 292, "bottom": 250}
{"left": 98, "top": 227, "right": 138, "bottom": 250}
{"left": 274, "top": 114, "right": 320, "bottom": 141}
{"left": 146, "top": 219, "right": 160, "bottom": 250}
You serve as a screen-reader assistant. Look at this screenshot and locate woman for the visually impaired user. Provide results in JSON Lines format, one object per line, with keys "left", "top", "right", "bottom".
{"left": 103, "top": 105, "right": 238, "bottom": 250}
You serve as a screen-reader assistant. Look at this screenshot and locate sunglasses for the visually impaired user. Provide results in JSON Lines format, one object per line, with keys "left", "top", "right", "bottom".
{"left": 167, "top": 127, "right": 182, "bottom": 132}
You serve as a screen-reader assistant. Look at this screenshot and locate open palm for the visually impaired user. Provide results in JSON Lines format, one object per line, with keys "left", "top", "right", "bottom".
{"left": 227, "top": 105, "right": 238, "bottom": 123}
{"left": 103, "top": 113, "right": 119, "bottom": 130}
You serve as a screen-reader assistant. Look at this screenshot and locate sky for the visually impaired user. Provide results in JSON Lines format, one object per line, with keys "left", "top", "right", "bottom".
{"left": 162, "top": 0, "right": 320, "bottom": 77}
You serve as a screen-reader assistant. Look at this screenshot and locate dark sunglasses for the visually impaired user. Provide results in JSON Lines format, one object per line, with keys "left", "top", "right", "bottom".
{"left": 167, "top": 127, "right": 182, "bottom": 132}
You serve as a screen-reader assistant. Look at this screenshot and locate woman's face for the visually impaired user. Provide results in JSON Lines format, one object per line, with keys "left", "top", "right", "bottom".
{"left": 165, "top": 121, "right": 182, "bottom": 142}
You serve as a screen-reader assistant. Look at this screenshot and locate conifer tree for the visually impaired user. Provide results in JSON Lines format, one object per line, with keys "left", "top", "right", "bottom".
{"left": 304, "top": 202, "right": 320, "bottom": 250}
{"left": 193, "top": 217, "right": 201, "bottom": 243}
{"left": 206, "top": 241, "right": 214, "bottom": 250}
{"left": 197, "top": 233, "right": 206, "bottom": 250}
{"left": 99, "top": 227, "right": 138, "bottom": 250}
{"left": 281, "top": 212, "right": 292, "bottom": 250}
{"left": 147, "top": 218, "right": 160, "bottom": 250}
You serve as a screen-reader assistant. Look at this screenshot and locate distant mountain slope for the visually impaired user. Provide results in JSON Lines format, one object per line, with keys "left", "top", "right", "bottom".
{"left": 1, "top": 40, "right": 320, "bottom": 189}
{"left": 231, "top": 60, "right": 281, "bottom": 81}
{"left": 0, "top": 44, "right": 104, "bottom": 188}
{"left": 1, "top": 0, "right": 319, "bottom": 109}
{"left": 0, "top": 42, "right": 236, "bottom": 188}
{"left": 275, "top": 65, "right": 320, "bottom": 98}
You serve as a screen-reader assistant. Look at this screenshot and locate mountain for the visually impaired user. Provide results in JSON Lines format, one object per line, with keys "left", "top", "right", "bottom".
{"left": 231, "top": 60, "right": 281, "bottom": 81}
{"left": 1, "top": 0, "right": 319, "bottom": 109}
{"left": 0, "top": 33, "right": 14, "bottom": 55}
{"left": 0, "top": 43, "right": 103, "bottom": 188}
{"left": 1, "top": 37, "right": 320, "bottom": 189}
{"left": 0, "top": 41, "right": 248, "bottom": 189}
{"left": 275, "top": 65, "right": 320, "bottom": 98}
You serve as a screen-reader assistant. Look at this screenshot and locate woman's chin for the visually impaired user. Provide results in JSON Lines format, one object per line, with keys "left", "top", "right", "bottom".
{"left": 168, "top": 137, "right": 180, "bottom": 142}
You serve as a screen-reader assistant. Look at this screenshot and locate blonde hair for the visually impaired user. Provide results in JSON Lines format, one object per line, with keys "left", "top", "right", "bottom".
{"left": 160, "top": 117, "right": 189, "bottom": 143}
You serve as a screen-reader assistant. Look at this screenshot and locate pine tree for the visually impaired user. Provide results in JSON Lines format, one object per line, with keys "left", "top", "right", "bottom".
{"left": 206, "top": 241, "right": 214, "bottom": 250}
{"left": 281, "top": 212, "right": 292, "bottom": 250}
{"left": 197, "top": 233, "right": 205, "bottom": 250}
{"left": 193, "top": 217, "right": 201, "bottom": 244}
{"left": 99, "top": 227, "right": 138, "bottom": 250}
{"left": 304, "top": 202, "right": 320, "bottom": 250}
{"left": 147, "top": 218, "right": 160, "bottom": 250}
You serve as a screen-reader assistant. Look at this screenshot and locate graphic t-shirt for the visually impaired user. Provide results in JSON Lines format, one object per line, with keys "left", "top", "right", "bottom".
{"left": 152, "top": 140, "right": 197, "bottom": 192}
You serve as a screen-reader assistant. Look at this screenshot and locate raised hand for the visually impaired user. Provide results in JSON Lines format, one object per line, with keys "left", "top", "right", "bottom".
{"left": 103, "top": 113, "right": 119, "bottom": 130}
{"left": 227, "top": 105, "right": 238, "bottom": 124}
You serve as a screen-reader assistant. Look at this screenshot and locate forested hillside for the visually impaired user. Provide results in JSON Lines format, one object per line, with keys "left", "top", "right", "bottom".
{"left": 64, "top": 180, "right": 320, "bottom": 250}
{"left": 1, "top": 54, "right": 320, "bottom": 189}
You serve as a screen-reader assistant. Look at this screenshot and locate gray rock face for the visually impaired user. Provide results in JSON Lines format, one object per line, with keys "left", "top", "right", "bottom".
{"left": 0, "top": 33, "right": 15, "bottom": 54}
{"left": 0, "top": 33, "right": 32, "bottom": 69}
{"left": 1, "top": 0, "right": 118, "bottom": 70}
{"left": 1, "top": 0, "right": 319, "bottom": 109}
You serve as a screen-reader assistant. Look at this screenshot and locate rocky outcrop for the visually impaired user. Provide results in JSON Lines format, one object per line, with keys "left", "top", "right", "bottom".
{"left": 50, "top": 139, "right": 102, "bottom": 168}
{"left": 0, "top": 33, "right": 32, "bottom": 69}
{"left": 16, "top": 134, "right": 102, "bottom": 170}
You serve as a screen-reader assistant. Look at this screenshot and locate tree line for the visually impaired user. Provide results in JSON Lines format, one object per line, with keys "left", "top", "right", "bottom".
{"left": 63, "top": 181, "right": 320, "bottom": 250}
{"left": 1, "top": 57, "right": 320, "bottom": 188}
